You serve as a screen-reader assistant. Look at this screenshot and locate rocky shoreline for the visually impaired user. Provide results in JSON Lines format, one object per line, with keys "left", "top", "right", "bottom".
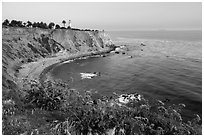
{"left": 17, "top": 48, "right": 114, "bottom": 87}
{"left": 38, "top": 44, "right": 130, "bottom": 84}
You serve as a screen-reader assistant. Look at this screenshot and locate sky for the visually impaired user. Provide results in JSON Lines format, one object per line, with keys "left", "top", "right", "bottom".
{"left": 2, "top": 2, "right": 202, "bottom": 31}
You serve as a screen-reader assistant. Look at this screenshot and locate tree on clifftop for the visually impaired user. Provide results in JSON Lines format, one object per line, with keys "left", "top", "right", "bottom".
{"left": 55, "top": 24, "right": 60, "bottom": 29}
{"left": 2, "top": 19, "right": 9, "bottom": 26}
{"left": 41, "top": 22, "right": 48, "bottom": 29}
{"left": 62, "top": 20, "right": 66, "bottom": 28}
{"left": 27, "top": 21, "right": 32, "bottom": 27}
{"left": 32, "top": 22, "right": 37, "bottom": 28}
{"left": 48, "top": 22, "right": 55, "bottom": 29}
{"left": 9, "top": 20, "right": 23, "bottom": 27}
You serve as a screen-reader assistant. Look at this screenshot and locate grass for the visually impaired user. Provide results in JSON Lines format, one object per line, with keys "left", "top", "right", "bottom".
{"left": 2, "top": 79, "right": 202, "bottom": 135}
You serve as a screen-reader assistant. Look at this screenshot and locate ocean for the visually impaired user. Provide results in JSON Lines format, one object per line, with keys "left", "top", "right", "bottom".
{"left": 50, "top": 30, "right": 202, "bottom": 121}
{"left": 108, "top": 30, "right": 202, "bottom": 42}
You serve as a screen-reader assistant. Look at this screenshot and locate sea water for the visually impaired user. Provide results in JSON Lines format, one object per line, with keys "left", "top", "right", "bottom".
{"left": 51, "top": 30, "right": 202, "bottom": 120}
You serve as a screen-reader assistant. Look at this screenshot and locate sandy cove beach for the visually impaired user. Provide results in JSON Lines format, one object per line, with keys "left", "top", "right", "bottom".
{"left": 17, "top": 49, "right": 112, "bottom": 87}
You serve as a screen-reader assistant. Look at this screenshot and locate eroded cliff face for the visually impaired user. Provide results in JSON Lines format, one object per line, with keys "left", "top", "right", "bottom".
{"left": 2, "top": 27, "right": 114, "bottom": 91}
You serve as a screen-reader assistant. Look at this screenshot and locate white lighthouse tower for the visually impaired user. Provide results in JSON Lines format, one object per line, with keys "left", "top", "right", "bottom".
{"left": 68, "top": 20, "right": 71, "bottom": 28}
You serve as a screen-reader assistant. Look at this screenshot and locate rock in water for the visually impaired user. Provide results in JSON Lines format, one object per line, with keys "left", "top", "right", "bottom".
{"left": 140, "top": 43, "right": 146, "bottom": 46}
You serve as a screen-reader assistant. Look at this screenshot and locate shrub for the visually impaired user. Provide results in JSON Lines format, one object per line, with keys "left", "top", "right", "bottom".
{"left": 3, "top": 79, "right": 202, "bottom": 135}
{"left": 23, "top": 79, "right": 70, "bottom": 111}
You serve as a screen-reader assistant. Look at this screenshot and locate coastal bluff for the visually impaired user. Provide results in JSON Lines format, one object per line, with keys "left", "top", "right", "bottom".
{"left": 2, "top": 27, "right": 114, "bottom": 92}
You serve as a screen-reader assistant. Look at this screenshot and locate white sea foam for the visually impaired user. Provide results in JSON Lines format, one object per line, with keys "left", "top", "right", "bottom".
{"left": 63, "top": 60, "right": 74, "bottom": 64}
{"left": 80, "top": 73, "right": 97, "bottom": 79}
{"left": 118, "top": 93, "right": 142, "bottom": 104}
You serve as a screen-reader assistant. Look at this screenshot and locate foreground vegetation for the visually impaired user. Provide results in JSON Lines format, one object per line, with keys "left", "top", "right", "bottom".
{"left": 2, "top": 79, "right": 202, "bottom": 135}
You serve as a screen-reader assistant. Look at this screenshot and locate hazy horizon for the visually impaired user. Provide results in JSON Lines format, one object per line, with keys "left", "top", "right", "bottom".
{"left": 2, "top": 2, "right": 202, "bottom": 31}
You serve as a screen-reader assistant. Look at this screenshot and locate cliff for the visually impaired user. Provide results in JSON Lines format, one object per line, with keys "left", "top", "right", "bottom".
{"left": 2, "top": 27, "right": 114, "bottom": 92}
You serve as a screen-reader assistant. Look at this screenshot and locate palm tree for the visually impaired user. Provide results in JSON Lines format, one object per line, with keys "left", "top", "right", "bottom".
{"left": 62, "top": 20, "right": 66, "bottom": 28}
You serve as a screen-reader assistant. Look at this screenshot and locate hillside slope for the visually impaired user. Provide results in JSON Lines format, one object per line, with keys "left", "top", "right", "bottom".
{"left": 2, "top": 27, "right": 113, "bottom": 92}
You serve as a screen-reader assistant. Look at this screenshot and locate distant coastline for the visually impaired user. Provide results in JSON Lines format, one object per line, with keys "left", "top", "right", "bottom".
{"left": 108, "top": 30, "right": 202, "bottom": 42}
